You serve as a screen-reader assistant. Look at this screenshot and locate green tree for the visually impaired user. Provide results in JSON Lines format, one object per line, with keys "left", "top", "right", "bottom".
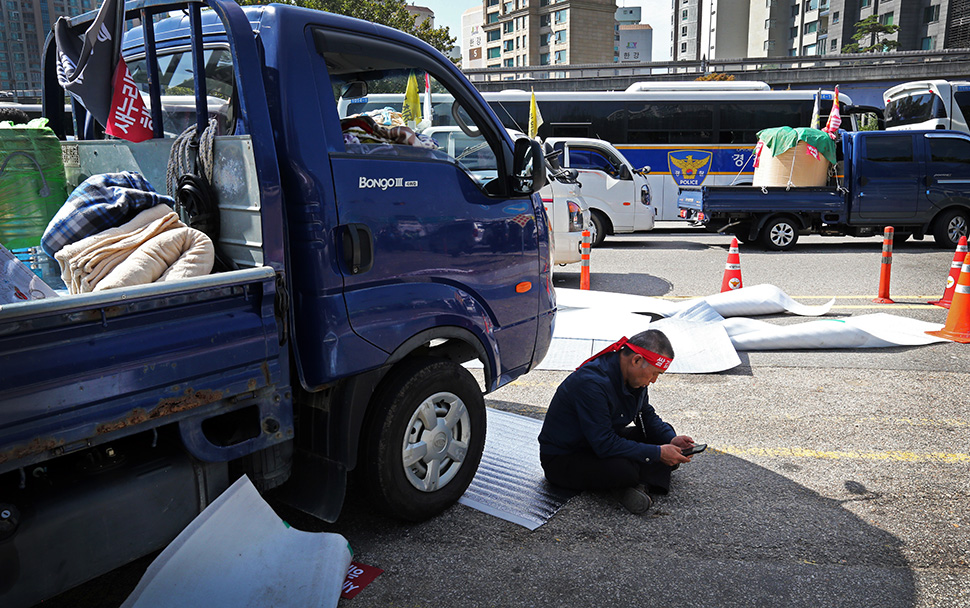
{"left": 841, "top": 15, "right": 900, "bottom": 53}
{"left": 238, "top": 0, "right": 457, "bottom": 58}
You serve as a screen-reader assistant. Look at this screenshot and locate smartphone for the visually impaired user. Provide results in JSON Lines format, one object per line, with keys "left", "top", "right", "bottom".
{"left": 681, "top": 443, "right": 707, "bottom": 456}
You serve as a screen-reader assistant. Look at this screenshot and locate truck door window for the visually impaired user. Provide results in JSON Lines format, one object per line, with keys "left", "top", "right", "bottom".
{"left": 866, "top": 136, "right": 914, "bottom": 163}
{"left": 569, "top": 147, "right": 621, "bottom": 177}
{"left": 325, "top": 54, "right": 501, "bottom": 189}
{"left": 126, "top": 47, "right": 235, "bottom": 137}
{"left": 929, "top": 137, "right": 970, "bottom": 164}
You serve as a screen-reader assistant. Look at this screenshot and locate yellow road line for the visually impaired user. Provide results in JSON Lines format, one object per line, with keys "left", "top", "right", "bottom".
{"left": 673, "top": 411, "right": 970, "bottom": 427}
{"left": 715, "top": 445, "right": 970, "bottom": 463}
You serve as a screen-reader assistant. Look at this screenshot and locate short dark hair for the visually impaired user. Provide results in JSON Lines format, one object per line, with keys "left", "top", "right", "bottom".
{"left": 0, "top": 107, "right": 31, "bottom": 124}
{"left": 626, "top": 329, "right": 674, "bottom": 360}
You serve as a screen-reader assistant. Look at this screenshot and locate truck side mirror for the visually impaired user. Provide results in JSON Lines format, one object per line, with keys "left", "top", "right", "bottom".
{"left": 512, "top": 138, "right": 548, "bottom": 195}
{"left": 639, "top": 165, "right": 651, "bottom": 175}
{"left": 618, "top": 165, "right": 633, "bottom": 181}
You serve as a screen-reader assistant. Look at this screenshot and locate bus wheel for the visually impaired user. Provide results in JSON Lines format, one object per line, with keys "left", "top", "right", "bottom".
{"left": 933, "top": 208, "right": 969, "bottom": 248}
{"left": 760, "top": 216, "right": 799, "bottom": 251}
{"left": 589, "top": 211, "right": 608, "bottom": 247}
{"left": 360, "top": 357, "right": 486, "bottom": 521}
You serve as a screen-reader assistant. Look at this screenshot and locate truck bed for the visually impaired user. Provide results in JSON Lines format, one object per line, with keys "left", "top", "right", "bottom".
{"left": 0, "top": 136, "right": 289, "bottom": 475}
{"left": 679, "top": 184, "right": 846, "bottom": 220}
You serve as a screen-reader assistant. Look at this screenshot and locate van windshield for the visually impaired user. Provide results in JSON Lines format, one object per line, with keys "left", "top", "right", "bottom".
{"left": 884, "top": 92, "right": 947, "bottom": 128}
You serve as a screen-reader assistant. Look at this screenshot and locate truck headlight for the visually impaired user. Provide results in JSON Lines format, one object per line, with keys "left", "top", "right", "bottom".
{"left": 567, "top": 200, "right": 583, "bottom": 232}
{"left": 640, "top": 184, "right": 650, "bottom": 206}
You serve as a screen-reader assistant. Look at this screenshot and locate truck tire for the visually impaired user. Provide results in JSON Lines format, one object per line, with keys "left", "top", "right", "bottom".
{"left": 760, "top": 216, "right": 799, "bottom": 251}
{"left": 589, "top": 211, "right": 607, "bottom": 247}
{"left": 933, "top": 208, "right": 969, "bottom": 248}
{"left": 360, "top": 358, "right": 486, "bottom": 521}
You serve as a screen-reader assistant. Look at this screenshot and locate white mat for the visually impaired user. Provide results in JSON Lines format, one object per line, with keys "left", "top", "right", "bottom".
{"left": 122, "top": 476, "right": 352, "bottom": 608}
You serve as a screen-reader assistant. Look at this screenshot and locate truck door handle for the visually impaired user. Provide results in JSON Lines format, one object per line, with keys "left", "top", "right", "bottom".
{"left": 341, "top": 223, "right": 374, "bottom": 275}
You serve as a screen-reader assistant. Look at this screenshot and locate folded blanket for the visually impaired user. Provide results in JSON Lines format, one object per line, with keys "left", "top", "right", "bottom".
{"left": 54, "top": 204, "right": 213, "bottom": 293}
{"left": 94, "top": 226, "right": 214, "bottom": 291}
{"left": 42, "top": 172, "right": 174, "bottom": 257}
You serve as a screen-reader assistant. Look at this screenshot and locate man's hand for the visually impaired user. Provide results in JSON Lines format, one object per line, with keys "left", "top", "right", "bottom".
{"left": 660, "top": 443, "right": 691, "bottom": 466}
{"left": 671, "top": 435, "right": 694, "bottom": 449}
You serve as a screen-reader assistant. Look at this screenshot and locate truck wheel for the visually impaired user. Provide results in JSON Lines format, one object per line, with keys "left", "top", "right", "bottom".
{"left": 360, "top": 358, "right": 486, "bottom": 521}
{"left": 760, "top": 216, "right": 799, "bottom": 251}
{"left": 589, "top": 211, "right": 607, "bottom": 247}
{"left": 933, "top": 209, "right": 969, "bottom": 248}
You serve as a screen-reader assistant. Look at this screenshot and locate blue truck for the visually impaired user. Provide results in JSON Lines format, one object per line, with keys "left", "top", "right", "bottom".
{"left": 677, "top": 130, "right": 970, "bottom": 251}
{"left": 0, "top": 1, "right": 554, "bottom": 605}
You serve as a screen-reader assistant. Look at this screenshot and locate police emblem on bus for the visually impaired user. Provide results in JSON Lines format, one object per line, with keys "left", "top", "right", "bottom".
{"left": 667, "top": 151, "right": 713, "bottom": 187}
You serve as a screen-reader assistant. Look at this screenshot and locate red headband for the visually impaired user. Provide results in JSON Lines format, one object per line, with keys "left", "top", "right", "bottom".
{"left": 578, "top": 336, "right": 673, "bottom": 371}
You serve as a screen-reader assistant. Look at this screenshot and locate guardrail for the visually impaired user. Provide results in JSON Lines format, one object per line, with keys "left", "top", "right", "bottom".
{"left": 465, "top": 48, "right": 970, "bottom": 91}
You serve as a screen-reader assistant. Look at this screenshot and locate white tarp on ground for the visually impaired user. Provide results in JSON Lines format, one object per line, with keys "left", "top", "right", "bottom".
{"left": 536, "top": 286, "right": 945, "bottom": 373}
{"left": 122, "top": 476, "right": 352, "bottom": 608}
{"left": 724, "top": 314, "right": 949, "bottom": 350}
{"left": 556, "top": 284, "right": 835, "bottom": 318}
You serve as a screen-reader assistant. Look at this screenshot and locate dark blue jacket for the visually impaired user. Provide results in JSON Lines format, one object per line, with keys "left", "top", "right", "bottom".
{"left": 538, "top": 352, "right": 675, "bottom": 463}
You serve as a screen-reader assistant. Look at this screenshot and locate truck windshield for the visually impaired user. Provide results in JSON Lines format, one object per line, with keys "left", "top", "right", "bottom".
{"left": 127, "top": 47, "right": 235, "bottom": 137}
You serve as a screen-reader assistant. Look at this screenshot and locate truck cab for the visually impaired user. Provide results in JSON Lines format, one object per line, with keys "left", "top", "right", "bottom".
{"left": 547, "top": 137, "right": 652, "bottom": 246}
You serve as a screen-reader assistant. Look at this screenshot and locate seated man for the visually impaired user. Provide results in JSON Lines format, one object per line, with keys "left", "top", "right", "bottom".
{"left": 538, "top": 329, "right": 695, "bottom": 514}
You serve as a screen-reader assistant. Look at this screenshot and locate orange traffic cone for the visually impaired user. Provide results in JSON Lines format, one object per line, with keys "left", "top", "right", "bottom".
{"left": 721, "top": 238, "right": 743, "bottom": 292}
{"left": 929, "top": 235, "right": 967, "bottom": 309}
{"left": 927, "top": 252, "right": 970, "bottom": 343}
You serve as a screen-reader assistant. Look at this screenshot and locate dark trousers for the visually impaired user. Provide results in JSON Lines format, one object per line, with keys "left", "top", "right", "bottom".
{"left": 540, "top": 427, "right": 674, "bottom": 494}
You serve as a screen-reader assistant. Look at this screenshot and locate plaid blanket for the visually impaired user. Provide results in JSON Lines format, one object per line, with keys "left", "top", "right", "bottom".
{"left": 41, "top": 172, "right": 174, "bottom": 257}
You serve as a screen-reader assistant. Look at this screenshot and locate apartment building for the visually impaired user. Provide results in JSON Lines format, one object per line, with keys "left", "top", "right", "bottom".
{"left": 1, "top": 0, "right": 94, "bottom": 95}
{"left": 675, "top": 0, "right": 963, "bottom": 61}
{"left": 615, "top": 6, "right": 653, "bottom": 62}
{"left": 478, "top": 0, "right": 616, "bottom": 69}
{"left": 672, "top": 0, "right": 751, "bottom": 60}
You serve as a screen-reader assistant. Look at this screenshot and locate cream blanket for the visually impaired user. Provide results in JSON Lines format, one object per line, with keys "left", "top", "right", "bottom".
{"left": 55, "top": 204, "right": 215, "bottom": 293}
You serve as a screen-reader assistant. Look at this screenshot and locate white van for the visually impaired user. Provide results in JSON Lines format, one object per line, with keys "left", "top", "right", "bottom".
{"left": 546, "top": 137, "right": 653, "bottom": 246}
{"left": 425, "top": 126, "right": 589, "bottom": 265}
{"left": 884, "top": 80, "right": 970, "bottom": 133}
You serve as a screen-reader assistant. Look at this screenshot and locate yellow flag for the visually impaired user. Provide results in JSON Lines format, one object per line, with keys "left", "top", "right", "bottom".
{"left": 528, "top": 90, "right": 543, "bottom": 139}
{"left": 403, "top": 71, "right": 422, "bottom": 128}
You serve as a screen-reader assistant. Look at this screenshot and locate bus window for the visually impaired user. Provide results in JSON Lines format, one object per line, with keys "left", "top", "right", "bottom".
{"left": 718, "top": 101, "right": 811, "bottom": 144}
{"left": 627, "top": 102, "right": 713, "bottom": 144}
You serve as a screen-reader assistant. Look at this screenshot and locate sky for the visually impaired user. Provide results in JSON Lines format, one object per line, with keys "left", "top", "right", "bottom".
{"left": 414, "top": 0, "right": 673, "bottom": 62}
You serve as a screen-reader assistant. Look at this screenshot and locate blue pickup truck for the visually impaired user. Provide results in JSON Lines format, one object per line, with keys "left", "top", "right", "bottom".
{"left": 0, "top": 1, "right": 554, "bottom": 605}
{"left": 678, "top": 130, "right": 970, "bottom": 251}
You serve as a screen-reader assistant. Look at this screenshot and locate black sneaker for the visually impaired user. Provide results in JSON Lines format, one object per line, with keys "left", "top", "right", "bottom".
{"left": 613, "top": 485, "right": 652, "bottom": 514}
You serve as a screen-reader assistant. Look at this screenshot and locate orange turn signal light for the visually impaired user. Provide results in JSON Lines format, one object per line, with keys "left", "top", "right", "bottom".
{"left": 516, "top": 281, "right": 532, "bottom": 293}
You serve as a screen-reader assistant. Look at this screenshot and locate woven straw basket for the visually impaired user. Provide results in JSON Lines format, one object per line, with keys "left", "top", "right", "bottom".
{"left": 752, "top": 141, "right": 830, "bottom": 187}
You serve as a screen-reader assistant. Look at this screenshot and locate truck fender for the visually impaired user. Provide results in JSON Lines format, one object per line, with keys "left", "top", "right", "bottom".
{"left": 754, "top": 212, "right": 808, "bottom": 234}
{"left": 338, "top": 325, "right": 494, "bottom": 473}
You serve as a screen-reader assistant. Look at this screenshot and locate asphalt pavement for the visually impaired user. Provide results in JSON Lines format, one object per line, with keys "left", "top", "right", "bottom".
{"left": 39, "top": 226, "right": 970, "bottom": 608}
{"left": 321, "top": 227, "right": 969, "bottom": 608}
